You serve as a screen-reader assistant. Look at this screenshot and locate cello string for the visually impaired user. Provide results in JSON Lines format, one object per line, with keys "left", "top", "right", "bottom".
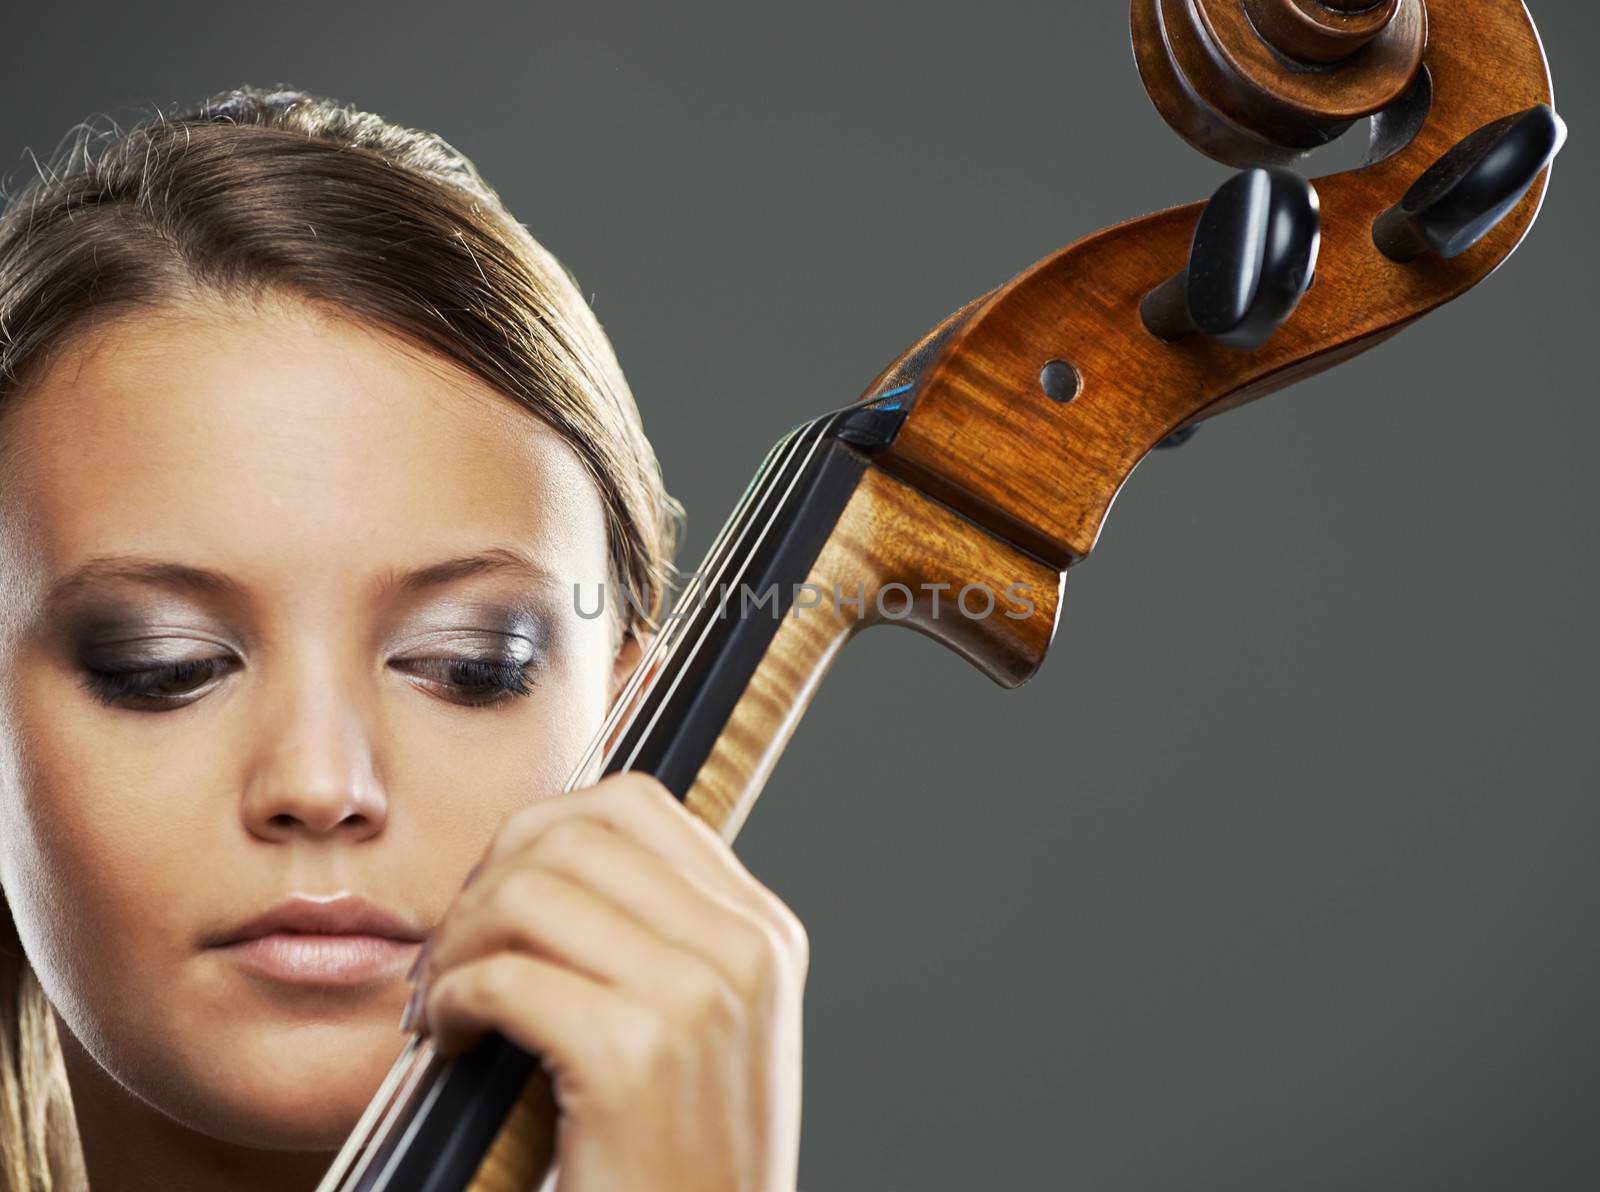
{"left": 581, "top": 412, "right": 831, "bottom": 789}
{"left": 312, "top": 1036, "right": 425, "bottom": 1191}
{"left": 320, "top": 412, "right": 832, "bottom": 1189}
{"left": 580, "top": 408, "right": 831, "bottom": 771}
{"left": 364, "top": 1048, "right": 455, "bottom": 1191}
{"left": 559, "top": 418, "right": 816, "bottom": 790}
{"left": 317, "top": 1033, "right": 433, "bottom": 1191}
{"left": 330, "top": 1037, "right": 438, "bottom": 1191}
{"left": 577, "top": 385, "right": 889, "bottom": 794}
{"left": 546, "top": 420, "right": 805, "bottom": 797}
{"left": 615, "top": 406, "right": 850, "bottom": 783}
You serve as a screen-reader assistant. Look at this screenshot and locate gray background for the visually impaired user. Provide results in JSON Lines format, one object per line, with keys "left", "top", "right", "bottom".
{"left": 3, "top": 2, "right": 1595, "bottom": 1188}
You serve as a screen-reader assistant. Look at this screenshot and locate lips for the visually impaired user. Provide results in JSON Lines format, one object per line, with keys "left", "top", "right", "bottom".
{"left": 206, "top": 894, "right": 427, "bottom": 988}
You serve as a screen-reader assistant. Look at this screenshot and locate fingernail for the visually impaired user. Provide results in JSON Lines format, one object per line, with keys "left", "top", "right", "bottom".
{"left": 399, "top": 981, "right": 425, "bottom": 1033}
{"left": 406, "top": 938, "right": 432, "bottom": 983}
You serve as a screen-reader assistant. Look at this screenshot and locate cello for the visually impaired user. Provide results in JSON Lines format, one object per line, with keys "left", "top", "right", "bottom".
{"left": 316, "top": 0, "right": 1566, "bottom": 1186}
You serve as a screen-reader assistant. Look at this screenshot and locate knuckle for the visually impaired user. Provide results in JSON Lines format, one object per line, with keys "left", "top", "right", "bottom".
{"left": 671, "top": 961, "right": 743, "bottom": 1031}
{"left": 487, "top": 867, "right": 568, "bottom": 938}
{"left": 468, "top": 956, "right": 525, "bottom": 1022}
{"left": 423, "top": 944, "right": 549, "bottom": 1046}
{"left": 608, "top": 771, "right": 677, "bottom": 810}
{"left": 496, "top": 801, "right": 550, "bottom": 855}
{"left": 527, "top": 815, "right": 598, "bottom": 866}
{"left": 772, "top": 902, "right": 810, "bottom": 969}
{"left": 725, "top": 916, "right": 784, "bottom": 1000}
{"left": 491, "top": 953, "right": 535, "bottom": 1007}
{"left": 742, "top": 886, "right": 810, "bottom": 969}
{"left": 428, "top": 956, "right": 496, "bottom": 1020}
{"left": 641, "top": 775, "right": 678, "bottom": 808}
{"left": 487, "top": 866, "right": 541, "bottom": 920}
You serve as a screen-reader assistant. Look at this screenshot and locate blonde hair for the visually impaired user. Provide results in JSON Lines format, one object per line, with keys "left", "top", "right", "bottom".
{"left": 0, "top": 905, "right": 82, "bottom": 1190}
{"left": 0, "top": 84, "right": 682, "bottom": 1189}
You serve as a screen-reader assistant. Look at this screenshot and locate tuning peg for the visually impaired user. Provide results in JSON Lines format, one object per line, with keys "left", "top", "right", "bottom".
{"left": 1373, "top": 103, "right": 1567, "bottom": 262}
{"left": 1140, "top": 167, "right": 1321, "bottom": 351}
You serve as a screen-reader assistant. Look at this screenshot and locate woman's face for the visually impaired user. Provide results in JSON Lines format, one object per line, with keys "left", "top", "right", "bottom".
{"left": 0, "top": 294, "right": 633, "bottom": 1149}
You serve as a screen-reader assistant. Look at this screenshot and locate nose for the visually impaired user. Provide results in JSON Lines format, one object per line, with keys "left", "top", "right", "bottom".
{"left": 241, "top": 669, "right": 388, "bottom": 843}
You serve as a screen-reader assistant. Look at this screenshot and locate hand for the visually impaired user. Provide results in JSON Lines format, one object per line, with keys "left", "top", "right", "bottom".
{"left": 407, "top": 772, "right": 808, "bottom": 1192}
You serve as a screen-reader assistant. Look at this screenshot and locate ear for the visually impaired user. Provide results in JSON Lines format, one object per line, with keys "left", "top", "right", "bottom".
{"left": 603, "top": 629, "right": 652, "bottom": 759}
{"left": 608, "top": 629, "right": 649, "bottom": 707}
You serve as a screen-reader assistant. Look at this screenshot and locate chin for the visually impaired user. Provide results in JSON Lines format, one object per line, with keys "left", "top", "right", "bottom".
{"left": 160, "top": 1016, "right": 409, "bottom": 1151}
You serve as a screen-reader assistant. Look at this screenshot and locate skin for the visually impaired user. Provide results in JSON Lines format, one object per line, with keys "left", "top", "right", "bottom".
{"left": 0, "top": 293, "right": 807, "bottom": 1191}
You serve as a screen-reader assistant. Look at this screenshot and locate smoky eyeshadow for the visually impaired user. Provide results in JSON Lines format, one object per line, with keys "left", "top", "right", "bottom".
{"left": 78, "top": 640, "right": 214, "bottom": 672}
{"left": 62, "top": 606, "right": 234, "bottom": 665}
{"left": 401, "top": 598, "right": 553, "bottom": 663}
{"left": 57, "top": 593, "right": 558, "bottom": 670}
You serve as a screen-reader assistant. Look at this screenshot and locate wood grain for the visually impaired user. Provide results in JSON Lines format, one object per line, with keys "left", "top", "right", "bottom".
{"left": 1143, "top": 0, "right": 1427, "bottom": 153}
{"left": 874, "top": 0, "right": 1553, "bottom": 568}
{"left": 1243, "top": 0, "right": 1410, "bottom": 65}
{"left": 686, "top": 465, "right": 1062, "bottom": 841}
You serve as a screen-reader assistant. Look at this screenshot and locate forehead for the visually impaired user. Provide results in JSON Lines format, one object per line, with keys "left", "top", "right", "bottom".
{"left": 0, "top": 296, "right": 607, "bottom": 608}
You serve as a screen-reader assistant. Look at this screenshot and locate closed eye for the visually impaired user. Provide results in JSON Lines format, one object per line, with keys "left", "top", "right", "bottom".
{"left": 391, "top": 656, "right": 538, "bottom": 706}
{"left": 78, "top": 657, "right": 239, "bottom": 710}
{"left": 77, "top": 655, "right": 539, "bottom": 711}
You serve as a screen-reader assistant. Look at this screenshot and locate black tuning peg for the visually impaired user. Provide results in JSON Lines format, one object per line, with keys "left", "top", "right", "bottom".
{"left": 1373, "top": 103, "right": 1567, "bottom": 262}
{"left": 1140, "top": 167, "right": 1321, "bottom": 352}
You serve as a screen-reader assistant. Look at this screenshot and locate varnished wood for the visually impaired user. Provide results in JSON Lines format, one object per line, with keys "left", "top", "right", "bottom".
{"left": 1244, "top": 0, "right": 1409, "bottom": 66}
{"left": 874, "top": 0, "right": 1552, "bottom": 568}
{"left": 1134, "top": 0, "right": 1426, "bottom": 164}
{"left": 336, "top": 4, "right": 1558, "bottom": 1186}
{"left": 686, "top": 465, "right": 1062, "bottom": 840}
{"left": 464, "top": 466, "right": 1063, "bottom": 1190}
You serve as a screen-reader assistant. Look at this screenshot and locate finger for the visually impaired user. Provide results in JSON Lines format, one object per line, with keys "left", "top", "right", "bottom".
{"left": 421, "top": 952, "right": 661, "bottom": 1106}
{"left": 421, "top": 851, "right": 750, "bottom": 1004}
{"left": 488, "top": 772, "right": 805, "bottom": 948}
{"left": 425, "top": 817, "right": 789, "bottom": 1002}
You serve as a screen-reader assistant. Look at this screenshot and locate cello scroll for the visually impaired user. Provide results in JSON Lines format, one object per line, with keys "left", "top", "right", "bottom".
{"left": 864, "top": 0, "right": 1563, "bottom": 567}
{"left": 1131, "top": 0, "right": 1428, "bottom": 168}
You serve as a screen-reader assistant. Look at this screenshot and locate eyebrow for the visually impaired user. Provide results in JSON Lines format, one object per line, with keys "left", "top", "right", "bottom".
{"left": 45, "top": 547, "right": 558, "bottom": 608}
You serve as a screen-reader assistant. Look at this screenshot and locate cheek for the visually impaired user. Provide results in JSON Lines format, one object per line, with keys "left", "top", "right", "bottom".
{"left": 455, "top": 620, "right": 618, "bottom": 804}
{"left": 0, "top": 629, "right": 620, "bottom": 966}
{"left": 0, "top": 650, "right": 208, "bottom": 1060}
{"left": 0, "top": 616, "right": 619, "bottom": 926}
{"left": 0, "top": 613, "right": 623, "bottom": 1145}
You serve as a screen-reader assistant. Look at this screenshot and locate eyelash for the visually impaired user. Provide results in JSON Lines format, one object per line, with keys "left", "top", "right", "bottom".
{"left": 78, "top": 656, "right": 539, "bottom": 711}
